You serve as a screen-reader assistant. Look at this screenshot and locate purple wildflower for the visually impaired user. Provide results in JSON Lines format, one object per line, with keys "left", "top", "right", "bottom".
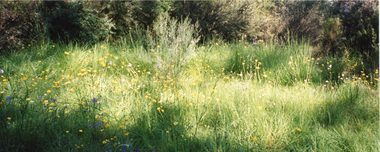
{"left": 0, "top": 69, "right": 3, "bottom": 73}
{"left": 133, "top": 148, "right": 139, "bottom": 152}
{"left": 7, "top": 96, "right": 11, "bottom": 102}
{"left": 89, "top": 124, "right": 92, "bottom": 128}
{"left": 92, "top": 98, "right": 98, "bottom": 103}
{"left": 98, "top": 122, "right": 102, "bottom": 126}
{"left": 38, "top": 95, "right": 41, "bottom": 99}
{"left": 95, "top": 123, "right": 98, "bottom": 127}
{"left": 53, "top": 99, "right": 57, "bottom": 102}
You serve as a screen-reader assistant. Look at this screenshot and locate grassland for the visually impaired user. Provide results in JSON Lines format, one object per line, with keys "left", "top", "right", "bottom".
{"left": 0, "top": 39, "right": 378, "bottom": 152}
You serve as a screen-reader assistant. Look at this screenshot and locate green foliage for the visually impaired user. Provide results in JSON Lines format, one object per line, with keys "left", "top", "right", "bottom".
{"left": 83, "top": 1, "right": 135, "bottom": 42}
{"left": 132, "top": 1, "right": 173, "bottom": 30}
{"left": 329, "top": 1, "right": 379, "bottom": 74}
{"left": 280, "top": 1, "right": 326, "bottom": 45}
{"left": 0, "top": 40, "right": 378, "bottom": 151}
{"left": 146, "top": 11, "right": 200, "bottom": 78}
{"left": 44, "top": 1, "right": 115, "bottom": 44}
{"left": 171, "top": 1, "right": 250, "bottom": 41}
{"left": 245, "top": 1, "right": 286, "bottom": 42}
{"left": 320, "top": 18, "right": 343, "bottom": 57}
{"left": 316, "top": 56, "right": 345, "bottom": 86}
{"left": 0, "top": 1, "right": 46, "bottom": 54}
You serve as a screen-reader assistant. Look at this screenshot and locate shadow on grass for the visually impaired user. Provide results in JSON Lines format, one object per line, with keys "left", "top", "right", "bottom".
{"left": 313, "top": 84, "right": 378, "bottom": 128}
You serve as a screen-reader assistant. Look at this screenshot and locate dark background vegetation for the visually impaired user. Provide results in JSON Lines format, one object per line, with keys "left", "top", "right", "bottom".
{"left": 0, "top": 0, "right": 378, "bottom": 74}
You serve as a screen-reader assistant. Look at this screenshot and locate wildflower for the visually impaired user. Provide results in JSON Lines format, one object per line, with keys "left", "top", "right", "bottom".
{"left": 0, "top": 69, "right": 3, "bottom": 73}
{"left": 253, "top": 137, "right": 257, "bottom": 141}
{"left": 295, "top": 127, "right": 301, "bottom": 132}
{"left": 66, "top": 131, "right": 69, "bottom": 133}
{"left": 128, "top": 63, "right": 132, "bottom": 67}
{"left": 173, "top": 122, "right": 178, "bottom": 125}
{"left": 121, "top": 125, "right": 125, "bottom": 128}
{"left": 7, "top": 96, "right": 11, "bottom": 102}
{"left": 133, "top": 148, "right": 139, "bottom": 152}
{"left": 53, "top": 99, "right": 57, "bottom": 102}
{"left": 258, "top": 106, "right": 262, "bottom": 111}
{"left": 125, "top": 132, "right": 129, "bottom": 136}
{"left": 166, "top": 131, "right": 169, "bottom": 133}
{"left": 79, "top": 130, "right": 83, "bottom": 132}
{"left": 92, "top": 98, "right": 98, "bottom": 103}
{"left": 89, "top": 124, "right": 92, "bottom": 128}
{"left": 105, "top": 124, "right": 109, "bottom": 128}
{"left": 22, "top": 77, "right": 28, "bottom": 81}
{"left": 7, "top": 117, "right": 11, "bottom": 120}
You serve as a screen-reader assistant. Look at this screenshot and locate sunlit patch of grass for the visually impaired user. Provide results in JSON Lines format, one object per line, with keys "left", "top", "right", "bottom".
{"left": 0, "top": 39, "right": 378, "bottom": 151}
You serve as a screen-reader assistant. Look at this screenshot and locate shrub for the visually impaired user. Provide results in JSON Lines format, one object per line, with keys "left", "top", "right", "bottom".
{"left": 83, "top": 1, "right": 135, "bottom": 42}
{"left": 146, "top": 11, "right": 200, "bottom": 78}
{"left": 319, "top": 18, "right": 343, "bottom": 57}
{"left": 0, "top": 1, "right": 45, "bottom": 53}
{"left": 44, "top": 1, "right": 115, "bottom": 44}
{"left": 330, "top": 1, "right": 379, "bottom": 74}
{"left": 279, "top": 1, "right": 326, "bottom": 45}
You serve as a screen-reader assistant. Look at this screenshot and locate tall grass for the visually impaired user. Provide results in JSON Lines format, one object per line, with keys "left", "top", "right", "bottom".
{"left": 0, "top": 37, "right": 378, "bottom": 151}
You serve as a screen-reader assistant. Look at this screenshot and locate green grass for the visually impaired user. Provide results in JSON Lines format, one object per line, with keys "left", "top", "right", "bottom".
{"left": 0, "top": 40, "right": 378, "bottom": 152}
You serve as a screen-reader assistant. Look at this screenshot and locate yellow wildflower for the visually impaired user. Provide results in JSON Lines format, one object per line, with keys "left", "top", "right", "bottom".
{"left": 296, "top": 127, "right": 301, "bottom": 132}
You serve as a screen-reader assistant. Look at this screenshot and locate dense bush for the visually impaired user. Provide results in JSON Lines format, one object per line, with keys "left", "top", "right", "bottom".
{"left": 43, "top": 1, "right": 115, "bottom": 44}
{"left": 171, "top": 1, "right": 284, "bottom": 42}
{"left": 83, "top": 1, "right": 135, "bottom": 42}
{"left": 279, "top": 1, "right": 326, "bottom": 45}
{"left": 0, "top": 1, "right": 45, "bottom": 53}
{"left": 329, "top": 1, "right": 379, "bottom": 74}
{"left": 319, "top": 18, "right": 343, "bottom": 57}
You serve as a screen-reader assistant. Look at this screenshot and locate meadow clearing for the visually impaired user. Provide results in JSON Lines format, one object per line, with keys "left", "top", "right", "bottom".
{"left": 0, "top": 38, "right": 378, "bottom": 152}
